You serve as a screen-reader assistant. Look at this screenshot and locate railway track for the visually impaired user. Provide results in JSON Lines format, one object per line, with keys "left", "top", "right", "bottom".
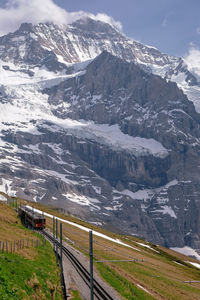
{"left": 43, "top": 230, "right": 115, "bottom": 300}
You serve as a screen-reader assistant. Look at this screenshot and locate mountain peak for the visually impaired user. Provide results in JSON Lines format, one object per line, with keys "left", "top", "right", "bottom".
{"left": 17, "top": 22, "right": 34, "bottom": 34}
{"left": 70, "top": 16, "right": 119, "bottom": 36}
{"left": 1, "top": 13, "right": 200, "bottom": 252}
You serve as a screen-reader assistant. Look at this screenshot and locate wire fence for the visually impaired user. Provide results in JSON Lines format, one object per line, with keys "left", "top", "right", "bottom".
{"left": 0, "top": 238, "right": 45, "bottom": 253}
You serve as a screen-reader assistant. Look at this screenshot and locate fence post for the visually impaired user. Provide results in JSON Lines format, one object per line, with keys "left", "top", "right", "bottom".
{"left": 25, "top": 206, "right": 27, "bottom": 227}
{"left": 42, "top": 212, "right": 44, "bottom": 230}
{"left": 42, "top": 212, "right": 45, "bottom": 247}
{"left": 89, "top": 231, "right": 94, "bottom": 300}
{"left": 53, "top": 217, "right": 55, "bottom": 251}
{"left": 60, "top": 222, "right": 63, "bottom": 275}
{"left": 32, "top": 207, "right": 34, "bottom": 228}
{"left": 56, "top": 218, "right": 58, "bottom": 265}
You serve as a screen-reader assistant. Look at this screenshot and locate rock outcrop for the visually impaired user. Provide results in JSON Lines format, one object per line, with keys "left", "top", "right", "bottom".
{"left": 0, "top": 19, "right": 200, "bottom": 249}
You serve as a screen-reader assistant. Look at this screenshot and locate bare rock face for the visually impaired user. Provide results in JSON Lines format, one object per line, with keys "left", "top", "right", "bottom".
{"left": 0, "top": 19, "right": 200, "bottom": 249}
{"left": 42, "top": 51, "right": 200, "bottom": 247}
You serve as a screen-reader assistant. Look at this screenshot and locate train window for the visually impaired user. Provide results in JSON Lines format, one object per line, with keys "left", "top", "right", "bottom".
{"left": 36, "top": 219, "right": 44, "bottom": 223}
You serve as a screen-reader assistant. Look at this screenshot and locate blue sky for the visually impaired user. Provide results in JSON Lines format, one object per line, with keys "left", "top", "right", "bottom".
{"left": 0, "top": 0, "right": 199, "bottom": 58}
{"left": 54, "top": 0, "right": 200, "bottom": 57}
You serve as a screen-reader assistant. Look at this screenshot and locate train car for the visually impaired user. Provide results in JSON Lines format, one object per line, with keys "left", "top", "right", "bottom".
{"left": 18, "top": 205, "right": 46, "bottom": 229}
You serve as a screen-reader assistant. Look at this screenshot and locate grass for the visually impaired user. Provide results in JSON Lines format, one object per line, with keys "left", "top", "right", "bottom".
{"left": 0, "top": 202, "right": 39, "bottom": 259}
{"left": 0, "top": 201, "right": 62, "bottom": 299}
{"left": 71, "top": 289, "right": 83, "bottom": 299}
{"left": 3, "top": 195, "right": 200, "bottom": 299}
{"left": 92, "top": 241, "right": 200, "bottom": 300}
{"left": 97, "top": 263, "right": 155, "bottom": 299}
{"left": 0, "top": 241, "right": 62, "bottom": 299}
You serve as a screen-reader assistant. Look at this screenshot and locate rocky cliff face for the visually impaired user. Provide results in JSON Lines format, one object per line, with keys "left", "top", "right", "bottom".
{"left": 0, "top": 18, "right": 200, "bottom": 249}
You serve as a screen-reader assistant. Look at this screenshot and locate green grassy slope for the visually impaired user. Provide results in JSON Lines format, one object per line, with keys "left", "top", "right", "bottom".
{"left": 31, "top": 200, "right": 200, "bottom": 300}
{"left": 0, "top": 201, "right": 62, "bottom": 300}
{"left": 1, "top": 194, "right": 200, "bottom": 300}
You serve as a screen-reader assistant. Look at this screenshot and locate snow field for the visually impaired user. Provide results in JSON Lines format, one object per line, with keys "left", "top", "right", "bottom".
{"left": 171, "top": 246, "right": 200, "bottom": 261}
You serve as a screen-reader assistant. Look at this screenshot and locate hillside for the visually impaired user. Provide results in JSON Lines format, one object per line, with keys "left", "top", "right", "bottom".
{"left": 0, "top": 199, "right": 62, "bottom": 299}
{"left": 10, "top": 197, "right": 200, "bottom": 300}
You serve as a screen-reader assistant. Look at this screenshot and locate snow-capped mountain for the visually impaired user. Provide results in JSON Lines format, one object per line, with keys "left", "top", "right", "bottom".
{"left": 0, "top": 18, "right": 176, "bottom": 65}
{"left": 1, "top": 17, "right": 200, "bottom": 249}
{"left": 0, "top": 17, "right": 199, "bottom": 109}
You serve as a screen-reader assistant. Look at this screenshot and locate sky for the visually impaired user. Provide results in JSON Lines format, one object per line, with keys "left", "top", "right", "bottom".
{"left": 0, "top": 0, "right": 199, "bottom": 58}
{"left": 54, "top": 0, "right": 200, "bottom": 57}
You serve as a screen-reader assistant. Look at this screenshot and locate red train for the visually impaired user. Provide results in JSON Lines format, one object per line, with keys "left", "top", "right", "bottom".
{"left": 18, "top": 205, "right": 46, "bottom": 229}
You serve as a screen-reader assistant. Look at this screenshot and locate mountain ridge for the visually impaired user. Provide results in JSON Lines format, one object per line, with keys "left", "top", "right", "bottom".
{"left": 1, "top": 17, "right": 199, "bottom": 110}
{"left": 0, "top": 17, "right": 200, "bottom": 250}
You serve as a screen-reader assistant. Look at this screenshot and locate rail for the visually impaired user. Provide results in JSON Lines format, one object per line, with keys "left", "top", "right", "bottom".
{"left": 43, "top": 230, "right": 114, "bottom": 300}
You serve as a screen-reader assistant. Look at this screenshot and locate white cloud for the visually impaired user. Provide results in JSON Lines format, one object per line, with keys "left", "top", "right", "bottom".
{"left": 95, "top": 13, "right": 122, "bottom": 31}
{"left": 184, "top": 45, "right": 200, "bottom": 80}
{"left": 0, "top": 0, "right": 122, "bottom": 36}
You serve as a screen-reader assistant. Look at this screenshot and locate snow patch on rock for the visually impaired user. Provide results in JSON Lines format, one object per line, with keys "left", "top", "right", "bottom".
{"left": 171, "top": 246, "right": 200, "bottom": 261}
